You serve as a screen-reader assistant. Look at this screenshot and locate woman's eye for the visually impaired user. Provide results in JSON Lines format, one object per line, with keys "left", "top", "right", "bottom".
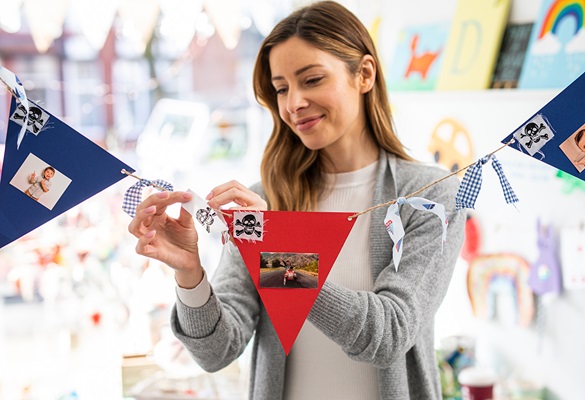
{"left": 275, "top": 87, "right": 287, "bottom": 95}
{"left": 306, "top": 77, "right": 323, "bottom": 85}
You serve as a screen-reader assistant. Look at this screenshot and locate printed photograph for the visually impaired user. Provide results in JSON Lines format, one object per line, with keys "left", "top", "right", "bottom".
{"left": 559, "top": 123, "right": 585, "bottom": 173}
{"left": 10, "top": 153, "right": 72, "bottom": 210}
{"left": 259, "top": 252, "right": 319, "bottom": 289}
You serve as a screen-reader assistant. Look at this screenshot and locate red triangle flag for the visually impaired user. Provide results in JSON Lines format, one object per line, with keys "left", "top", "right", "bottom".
{"left": 224, "top": 210, "right": 356, "bottom": 355}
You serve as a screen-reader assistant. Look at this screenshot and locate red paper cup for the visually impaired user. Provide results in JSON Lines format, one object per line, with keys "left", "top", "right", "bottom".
{"left": 458, "top": 367, "right": 496, "bottom": 400}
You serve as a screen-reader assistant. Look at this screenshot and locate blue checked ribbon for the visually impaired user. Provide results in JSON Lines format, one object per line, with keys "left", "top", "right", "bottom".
{"left": 455, "top": 155, "right": 518, "bottom": 210}
{"left": 122, "top": 179, "right": 174, "bottom": 217}
{"left": 384, "top": 197, "right": 448, "bottom": 271}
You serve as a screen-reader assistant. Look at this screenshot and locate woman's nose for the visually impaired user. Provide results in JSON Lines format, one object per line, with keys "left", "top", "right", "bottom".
{"left": 286, "top": 88, "right": 309, "bottom": 114}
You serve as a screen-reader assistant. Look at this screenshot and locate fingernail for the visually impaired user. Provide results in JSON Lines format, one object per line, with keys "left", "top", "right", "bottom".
{"left": 157, "top": 191, "right": 169, "bottom": 198}
{"left": 145, "top": 230, "right": 156, "bottom": 238}
{"left": 144, "top": 206, "right": 156, "bottom": 214}
{"left": 183, "top": 192, "right": 193, "bottom": 200}
{"left": 205, "top": 191, "right": 213, "bottom": 200}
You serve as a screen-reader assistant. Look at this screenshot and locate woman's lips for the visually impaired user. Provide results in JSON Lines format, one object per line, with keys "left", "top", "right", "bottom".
{"left": 295, "top": 116, "right": 322, "bottom": 132}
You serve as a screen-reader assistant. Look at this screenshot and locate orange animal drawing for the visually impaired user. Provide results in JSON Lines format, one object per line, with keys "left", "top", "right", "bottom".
{"left": 404, "top": 34, "right": 441, "bottom": 80}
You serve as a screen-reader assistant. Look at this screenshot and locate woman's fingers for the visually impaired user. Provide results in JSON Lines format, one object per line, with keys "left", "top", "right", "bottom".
{"left": 207, "top": 180, "right": 267, "bottom": 210}
{"left": 128, "top": 190, "right": 194, "bottom": 236}
{"left": 135, "top": 229, "right": 157, "bottom": 257}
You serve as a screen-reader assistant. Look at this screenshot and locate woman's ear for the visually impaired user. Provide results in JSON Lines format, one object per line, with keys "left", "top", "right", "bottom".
{"left": 359, "top": 55, "right": 376, "bottom": 94}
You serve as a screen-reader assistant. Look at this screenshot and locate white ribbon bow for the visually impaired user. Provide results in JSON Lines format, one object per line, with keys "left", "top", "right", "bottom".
{"left": 383, "top": 197, "right": 448, "bottom": 271}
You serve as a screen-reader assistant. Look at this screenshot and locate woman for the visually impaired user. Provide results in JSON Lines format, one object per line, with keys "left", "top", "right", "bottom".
{"left": 128, "top": 2, "right": 465, "bottom": 399}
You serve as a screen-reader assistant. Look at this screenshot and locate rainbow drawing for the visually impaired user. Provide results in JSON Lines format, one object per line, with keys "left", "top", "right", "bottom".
{"left": 538, "top": 0, "right": 585, "bottom": 39}
{"left": 467, "top": 254, "right": 534, "bottom": 327}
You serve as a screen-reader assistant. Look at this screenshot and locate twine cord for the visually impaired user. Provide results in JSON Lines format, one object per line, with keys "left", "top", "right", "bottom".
{"left": 348, "top": 139, "right": 516, "bottom": 220}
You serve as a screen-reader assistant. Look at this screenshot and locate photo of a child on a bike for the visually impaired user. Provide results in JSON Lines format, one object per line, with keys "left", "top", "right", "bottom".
{"left": 259, "top": 252, "right": 319, "bottom": 289}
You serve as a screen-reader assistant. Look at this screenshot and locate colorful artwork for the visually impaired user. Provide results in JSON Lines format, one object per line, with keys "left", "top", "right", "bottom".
{"left": 467, "top": 254, "right": 534, "bottom": 327}
{"left": 436, "top": 0, "right": 511, "bottom": 90}
{"left": 491, "top": 23, "right": 534, "bottom": 89}
{"left": 518, "top": 0, "right": 585, "bottom": 89}
{"left": 427, "top": 118, "right": 474, "bottom": 176}
{"left": 387, "top": 23, "right": 448, "bottom": 91}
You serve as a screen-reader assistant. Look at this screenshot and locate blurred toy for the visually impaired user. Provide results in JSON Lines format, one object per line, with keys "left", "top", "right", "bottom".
{"left": 527, "top": 220, "right": 562, "bottom": 296}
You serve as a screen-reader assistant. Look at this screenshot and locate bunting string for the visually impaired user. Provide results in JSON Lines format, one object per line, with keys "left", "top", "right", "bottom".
{"left": 349, "top": 139, "right": 517, "bottom": 220}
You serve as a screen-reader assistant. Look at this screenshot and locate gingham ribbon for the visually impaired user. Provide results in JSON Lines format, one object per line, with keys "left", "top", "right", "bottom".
{"left": 122, "top": 179, "right": 174, "bottom": 217}
{"left": 0, "top": 66, "right": 29, "bottom": 149}
{"left": 384, "top": 197, "right": 448, "bottom": 271}
{"left": 455, "top": 155, "right": 518, "bottom": 210}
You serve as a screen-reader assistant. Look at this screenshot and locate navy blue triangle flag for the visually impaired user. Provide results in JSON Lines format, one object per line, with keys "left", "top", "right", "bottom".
{"left": 502, "top": 71, "right": 585, "bottom": 181}
{"left": 0, "top": 97, "right": 134, "bottom": 249}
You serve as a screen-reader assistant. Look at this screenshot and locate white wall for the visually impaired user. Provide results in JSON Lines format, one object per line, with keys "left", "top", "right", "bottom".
{"left": 348, "top": 1, "right": 585, "bottom": 399}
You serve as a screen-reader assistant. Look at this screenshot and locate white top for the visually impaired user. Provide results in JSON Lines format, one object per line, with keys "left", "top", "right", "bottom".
{"left": 283, "top": 160, "right": 379, "bottom": 400}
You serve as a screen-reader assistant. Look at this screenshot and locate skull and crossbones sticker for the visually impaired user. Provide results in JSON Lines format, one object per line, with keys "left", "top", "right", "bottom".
{"left": 196, "top": 207, "right": 217, "bottom": 233}
{"left": 10, "top": 102, "right": 49, "bottom": 135}
{"left": 233, "top": 211, "right": 264, "bottom": 241}
{"left": 513, "top": 113, "right": 554, "bottom": 156}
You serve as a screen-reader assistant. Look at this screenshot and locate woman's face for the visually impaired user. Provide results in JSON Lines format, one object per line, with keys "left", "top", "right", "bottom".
{"left": 269, "top": 37, "right": 367, "bottom": 154}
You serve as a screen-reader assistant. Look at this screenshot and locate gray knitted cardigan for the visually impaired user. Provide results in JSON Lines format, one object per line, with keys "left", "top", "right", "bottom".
{"left": 171, "top": 151, "right": 466, "bottom": 399}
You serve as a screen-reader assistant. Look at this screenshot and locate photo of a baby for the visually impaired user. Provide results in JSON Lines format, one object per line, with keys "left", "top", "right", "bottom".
{"left": 559, "top": 123, "right": 585, "bottom": 173}
{"left": 10, "top": 153, "right": 72, "bottom": 210}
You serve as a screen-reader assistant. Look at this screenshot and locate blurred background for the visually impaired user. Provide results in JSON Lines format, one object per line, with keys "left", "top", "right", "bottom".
{"left": 1, "top": 0, "right": 584, "bottom": 399}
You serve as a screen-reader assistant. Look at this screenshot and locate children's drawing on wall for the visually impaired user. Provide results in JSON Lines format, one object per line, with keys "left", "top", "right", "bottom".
{"left": 259, "top": 252, "right": 319, "bottom": 289}
{"left": 518, "top": 0, "right": 585, "bottom": 89}
{"left": 9, "top": 153, "right": 71, "bottom": 210}
{"left": 387, "top": 23, "right": 448, "bottom": 91}
{"left": 559, "top": 123, "right": 585, "bottom": 173}
{"left": 427, "top": 118, "right": 474, "bottom": 175}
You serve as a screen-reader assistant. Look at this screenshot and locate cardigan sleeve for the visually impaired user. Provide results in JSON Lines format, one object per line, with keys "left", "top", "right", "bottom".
{"left": 170, "top": 181, "right": 266, "bottom": 372}
{"left": 170, "top": 242, "right": 261, "bottom": 372}
{"left": 307, "top": 164, "right": 466, "bottom": 367}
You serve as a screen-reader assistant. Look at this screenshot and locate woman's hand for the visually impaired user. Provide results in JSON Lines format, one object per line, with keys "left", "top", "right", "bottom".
{"left": 128, "top": 190, "right": 203, "bottom": 288}
{"left": 206, "top": 180, "right": 267, "bottom": 211}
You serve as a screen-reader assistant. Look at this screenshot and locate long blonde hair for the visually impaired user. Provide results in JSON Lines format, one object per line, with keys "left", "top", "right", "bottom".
{"left": 253, "top": 1, "right": 412, "bottom": 211}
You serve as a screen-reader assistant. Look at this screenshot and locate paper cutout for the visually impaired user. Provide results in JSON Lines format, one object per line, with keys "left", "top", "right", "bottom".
{"left": 502, "top": 71, "right": 585, "bottom": 181}
{"left": 223, "top": 210, "right": 356, "bottom": 355}
{"left": 182, "top": 189, "right": 228, "bottom": 234}
{"left": 455, "top": 154, "right": 519, "bottom": 210}
{"left": 384, "top": 197, "right": 448, "bottom": 271}
{"left": 122, "top": 178, "right": 174, "bottom": 218}
{"left": 0, "top": 97, "right": 133, "bottom": 249}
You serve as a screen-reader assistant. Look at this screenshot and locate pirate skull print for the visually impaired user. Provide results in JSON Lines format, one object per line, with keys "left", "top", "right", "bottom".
{"left": 11, "top": 103, "right": 49, "bottom": 135}
{"left": 513, "top": 113, "right": 554, "bottom": 156}
{"left": 233, "top": 211, "right": 264, "bottom": 241}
